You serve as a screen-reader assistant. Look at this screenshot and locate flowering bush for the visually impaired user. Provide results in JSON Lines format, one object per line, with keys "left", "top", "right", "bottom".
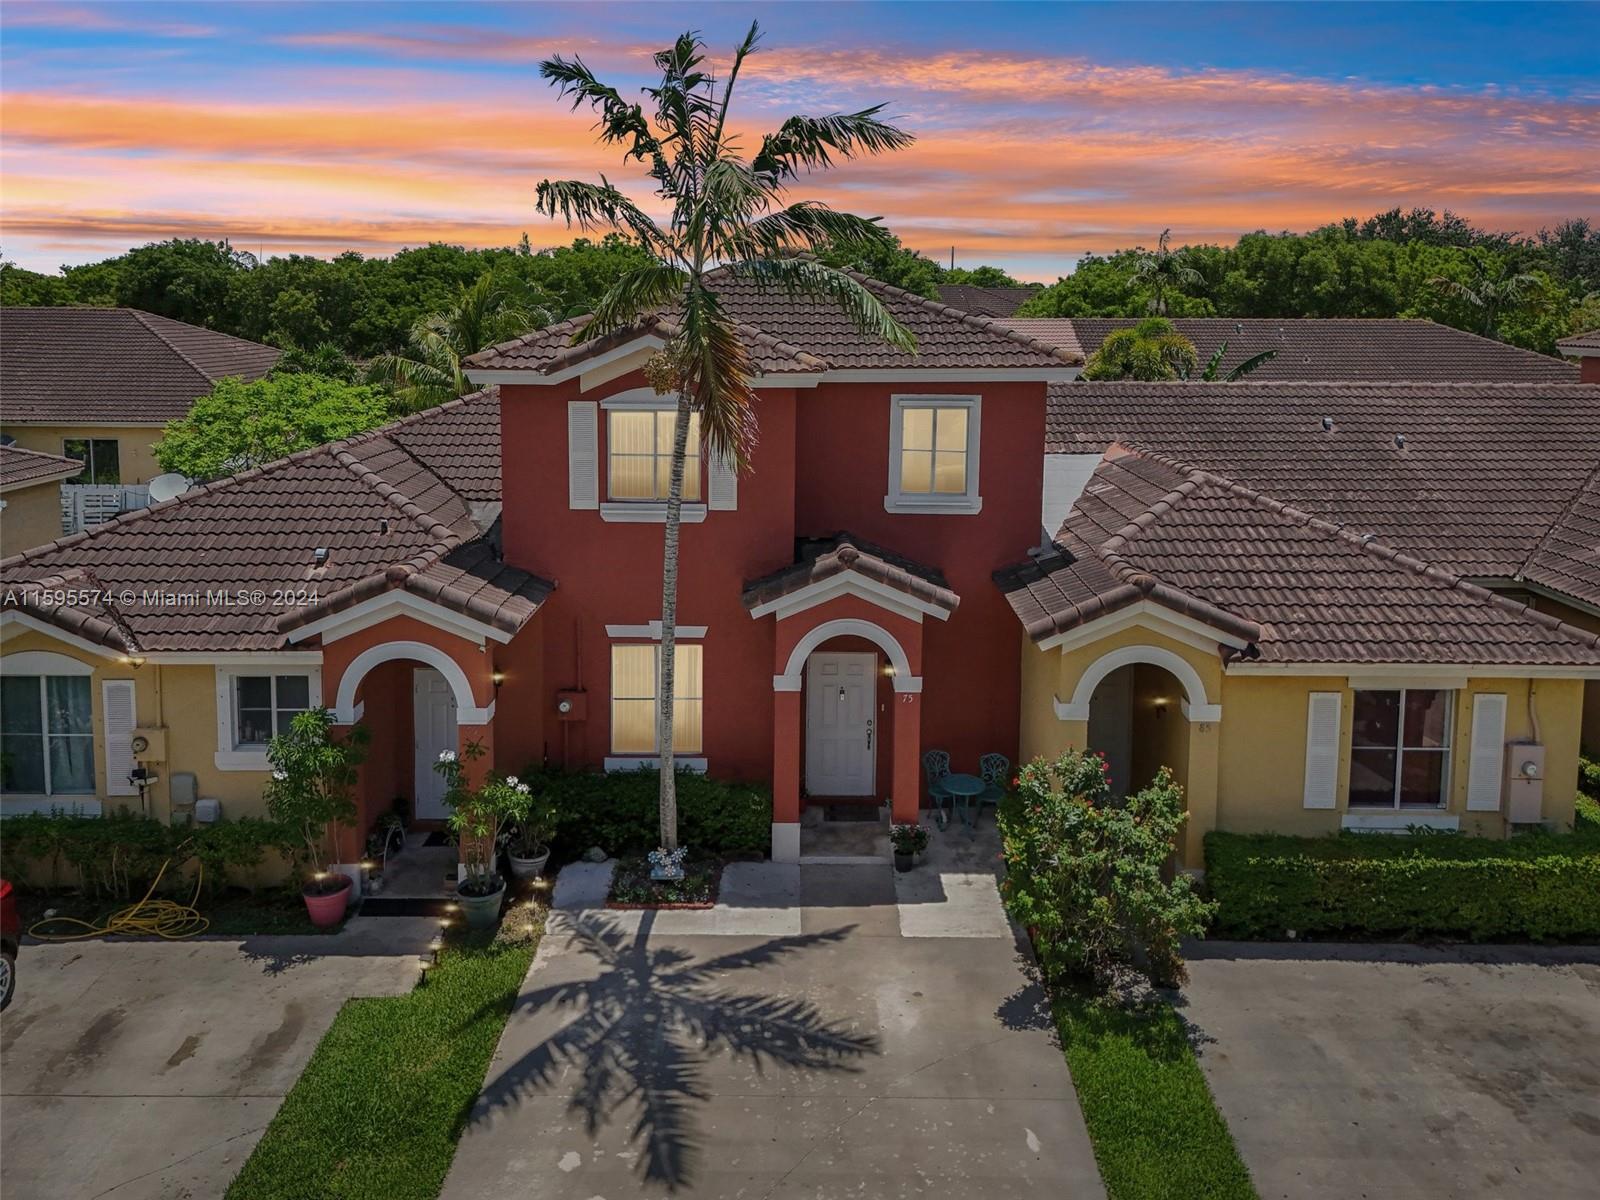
{"left": 999, "top": 749, "right": 1215, "bottom": 988}
{"left": 888, "top": 823, "right": 929, "bottom": 855}
{"left": 434, "top": 743, "right": 532, "bottom": 895}
{"left": 264, "top": 709, "right": 369, "bottom": 894}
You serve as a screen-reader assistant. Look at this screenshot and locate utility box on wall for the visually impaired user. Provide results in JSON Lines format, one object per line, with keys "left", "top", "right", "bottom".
{"left": 555, "top": 690, "right": 588, "bottom": 722}
{"left": 1504, "top": 741, "right": 1545, "bottom": 824}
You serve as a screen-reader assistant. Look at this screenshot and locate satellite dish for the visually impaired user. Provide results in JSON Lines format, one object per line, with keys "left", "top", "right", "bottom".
{"left": 147, "top": 473, "right": 192, "bottom": 503}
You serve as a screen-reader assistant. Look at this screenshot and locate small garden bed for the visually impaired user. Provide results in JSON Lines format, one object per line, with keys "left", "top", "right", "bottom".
{"left": 606, "top": 855, "right": 722, "bottom": 908}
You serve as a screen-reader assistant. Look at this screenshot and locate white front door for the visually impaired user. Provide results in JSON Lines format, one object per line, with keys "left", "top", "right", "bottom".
{"left": 805, "top": 652, "right": 877, "bottom": 796}
{"left": 413, "top": 668, "right": 458, "bottom": 820}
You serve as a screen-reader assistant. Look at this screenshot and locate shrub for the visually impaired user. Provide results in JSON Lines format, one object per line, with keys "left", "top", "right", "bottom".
{"left": 526, "top": 767, "right": 770, "bottom": 860}
{"left": 1205, "top": 830, "right": 1600, "bottom": 940}
{"left": 0, "top": 810, "right": 294, "bottom": 899}
{"left": 264, "top": 709, "right": 368, "bottom": 893}
{"left": 999, "top": 750, "right": 1216, "bottom": 988}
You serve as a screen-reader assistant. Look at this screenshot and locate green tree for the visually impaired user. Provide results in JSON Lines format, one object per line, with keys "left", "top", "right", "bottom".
{"left": 944, "top": 264, "right": 1024, "bottom": 288}
{"left": 264, "top": 709, "right": 368, "bottom": 891}
{"left": 1128, "top": 228, "right": 1204, "bottom": 315}
{"left": 536, "top": 21, "right": 916, "bottom": 851}
{"left": 154, "top": 373, "right": 391, "bottom": 479}
{"left": 1429, "top": 251, "right": 1546, "bottom": 339}
{"left": 366, "top": 270, "right": 546, "bottom": 412}
{"left": 818, "top": 230, "right": 947, "bottom": 298}
{"left": 1081, "top": 317, "right": 1199, "bottom": 381}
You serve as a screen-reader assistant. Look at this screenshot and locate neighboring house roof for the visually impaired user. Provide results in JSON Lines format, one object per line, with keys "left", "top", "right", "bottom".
{"left": 1046, "top": 381, "right": 1600, "bottom": 595}
{"left": 997, "top": 446, "right": 1600, "bottom": 667}
{"left": 0, "top": 389, "right": 551, "bottom": 654}
{"left": 742, "top": 532, "right": 960, "bottom": 616}
{"left": 1556, "top": 328, "right": 1600, "bottom": 357}
{"left": 1010, "top": 317, "right": 1578, "bottom": 383}
{"left": 0, "top": 307, "right": 281, "bottom": 424}
{"left": 933, "top": 285, "right": 1042, "bottom": 318}
{"left": 0, "top": 444, "right": 83, "bottom": 492}
{"left": 466, "top": 269, "right": 1083, "bottom": 375}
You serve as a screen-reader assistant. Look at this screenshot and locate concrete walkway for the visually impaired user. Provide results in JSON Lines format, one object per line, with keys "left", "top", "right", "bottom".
{"left": 0, "top": 916, "right": 434, "bottom": 1200}
{"left": 442, "top": 842, "right": 1103, "bottom": 1199}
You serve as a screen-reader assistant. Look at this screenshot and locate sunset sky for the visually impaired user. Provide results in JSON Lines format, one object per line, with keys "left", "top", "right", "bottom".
{"left": 3, "top": 1, "right": 1596, "bottom": 281}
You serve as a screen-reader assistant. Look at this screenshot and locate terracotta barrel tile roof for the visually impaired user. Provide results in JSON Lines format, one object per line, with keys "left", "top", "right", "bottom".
{"left": 0, "top": 444, "right": 84, "bottom": 490}
{"left": 1, "top": 307, "right": 281, "bottom": 424}
{"left": 934, "top": 285, "right": 1042, "bottom": 318}
{"left": 1556, "top": 329, "right": 1600, "bottom": 354}
{"left": 742, "top": 532, "right": 959, "bottom": 615}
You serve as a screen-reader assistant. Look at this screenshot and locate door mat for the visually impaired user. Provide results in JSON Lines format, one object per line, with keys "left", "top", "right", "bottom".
{"left": 824, "top": 804, "right": 882, "bottom": 822}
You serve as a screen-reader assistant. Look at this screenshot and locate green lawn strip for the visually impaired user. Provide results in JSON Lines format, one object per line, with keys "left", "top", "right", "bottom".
{"left": 226, "top": 913, "right": 544, "bottom": 1200}
{"left": 1054, "top": 987, "right": 1256, "bottom": 1200}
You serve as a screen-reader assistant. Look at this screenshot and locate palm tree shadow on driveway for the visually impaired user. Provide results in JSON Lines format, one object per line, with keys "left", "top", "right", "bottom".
{"left": 466, "top": 911, "right": 881, "bottom": 1191}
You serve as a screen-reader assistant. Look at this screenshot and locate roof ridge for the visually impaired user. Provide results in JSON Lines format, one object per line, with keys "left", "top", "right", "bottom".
{"left": 128, "top": 308, "right": 214, "bottom": 389}
{"left": 840, "top": 267, "right": 1084, "bottom": 365}
{"left": 469, "top": 315, "right": 591, "bottom": 365}
{"left": 1515, "top": 454, "right": 1600, "bottom": 585}
{"left": 0, "top": 388, "right": 498, "bottom": 574}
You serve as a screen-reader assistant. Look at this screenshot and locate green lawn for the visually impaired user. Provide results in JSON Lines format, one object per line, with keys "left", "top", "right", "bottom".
{"left": 225, "top": 909, "right": 544, "bottom": 1200}
{"left": 1054, "top": 987, "right": 1256, "bottom": 1200}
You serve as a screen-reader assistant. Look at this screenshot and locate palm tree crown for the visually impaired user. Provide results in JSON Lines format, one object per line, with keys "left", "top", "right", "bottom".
{"left": 535, "top": 22, "right": 917, "bottom": 851}
{"left": 1429, "top": 252, "right": 1545, "bottom": 339}
{"left": 1128, "top": 228, "right": 1203, "bottom": 316}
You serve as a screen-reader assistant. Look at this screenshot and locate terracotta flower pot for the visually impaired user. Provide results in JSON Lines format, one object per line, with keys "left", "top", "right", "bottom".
{"left": 302, "top": 873, "right": 353, "bottom": 928}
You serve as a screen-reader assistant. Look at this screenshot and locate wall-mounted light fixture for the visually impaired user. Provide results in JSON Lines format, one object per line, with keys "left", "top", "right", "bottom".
{"left": 491, "top": 670, "right": 506, "bottom": 690}
{"left": 1154, "top": 697, "right": 1169, "bottom": 719}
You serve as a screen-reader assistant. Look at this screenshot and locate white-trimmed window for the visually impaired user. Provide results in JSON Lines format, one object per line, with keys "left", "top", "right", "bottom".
{"left": 214, "top": 666, "right": 320, "bottom": 770}
{"left": 1349, "top": 688, "right": 1453, "bottom": 809}
{"left": 0, "top": 673, "right": 94, "bottom": 795}
{"left": 608, "top": 409, "right": 701, "bottom": 502}
{"left": 610, "top": 643, "right": 703, "bottom": 755}
{"left": 887, "top": 395, "right": 981, "bottom": 513}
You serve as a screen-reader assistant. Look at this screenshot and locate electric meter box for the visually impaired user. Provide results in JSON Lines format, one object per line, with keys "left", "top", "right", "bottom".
{"left": 1504, "top": 741, "right": 1545, "bottom": 824}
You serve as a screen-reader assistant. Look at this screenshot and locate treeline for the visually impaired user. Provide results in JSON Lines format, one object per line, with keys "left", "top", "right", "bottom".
{"left": 1016, "top": 210, "right": 1600, "bottom": 355}
{"left": 0, "top": 234, "right": 653, "bottom": 360}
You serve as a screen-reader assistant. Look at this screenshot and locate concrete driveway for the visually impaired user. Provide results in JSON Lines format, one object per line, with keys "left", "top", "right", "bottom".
{"left": 443, "top": 836, "right": 1104, "bottom": 1199}
{"left": 1181, "top": 942, "right": 1600, "bottom": 1200}
{"left": 1, "top": 918, "right": 432, "bottom": 1200}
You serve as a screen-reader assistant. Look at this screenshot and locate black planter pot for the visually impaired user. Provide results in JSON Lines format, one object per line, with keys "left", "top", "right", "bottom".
{"left": 894, "top": 851, "right": 915, "bottom": 873}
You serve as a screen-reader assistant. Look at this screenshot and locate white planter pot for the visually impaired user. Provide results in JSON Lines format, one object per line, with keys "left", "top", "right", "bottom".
{"left": 507, "top": 846, "right": 552, "bottom": 881}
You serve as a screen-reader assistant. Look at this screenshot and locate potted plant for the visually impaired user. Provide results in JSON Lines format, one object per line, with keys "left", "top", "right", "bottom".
{"left": 889, "top": 822, "right": 929, "bottom": 873}
{"left": 434, "top": 744, "right": 528, "bottom": 929}
{"left": 506, "top": 785, "right": 557, "bottom": 880}
{"left": 264, "top": 709, "right": 369, "bottom": 927}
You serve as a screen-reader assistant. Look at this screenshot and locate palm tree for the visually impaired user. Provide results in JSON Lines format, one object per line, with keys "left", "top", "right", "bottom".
{"left": 368, "top": 271, "right": 547, "bottom": 411}
{"left": 1128, "top": 228, "right": 1203, "bottom": 315}
{"left": 535, "top": 23, "right": 916, "bottom": 853}
{"left": 1430, "top": 253, "right": 1545, "bottom": 340}
{"left": 1082, "top": 317, "right": 1198, "bottom": 381}
{"left": 1185, "top": 341, "right": 1279, "bottom": 382}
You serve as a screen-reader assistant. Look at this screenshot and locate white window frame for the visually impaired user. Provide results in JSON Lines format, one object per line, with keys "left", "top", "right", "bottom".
{"left": 606, "top": 635, "right": 705, "bottom": 768}
{"left": 1347, "top": 687, "right": 1454, "bottom": 811}
{"left": 0, "top": 670, "right": 96, "bottom": 799}
{"left": 885, "top": 394, "right": 982, "bottom": 514}
{"left": 601, "top": 392, "right": 706, "bottom": 521}
{"left": 213, "top": 664, "right": 321, "bottom": 771}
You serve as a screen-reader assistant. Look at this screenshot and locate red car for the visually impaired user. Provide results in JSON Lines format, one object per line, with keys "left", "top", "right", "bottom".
{"left": 1, "top": 878, "right": 19, "bottom": 1011}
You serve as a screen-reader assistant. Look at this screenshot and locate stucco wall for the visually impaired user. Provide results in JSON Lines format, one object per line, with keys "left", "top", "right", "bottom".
{"left": 1, "top": 481, "right": 66, "bottom": 558}
{"left": 2, "top": 424, "right": 165, "bottom": 484}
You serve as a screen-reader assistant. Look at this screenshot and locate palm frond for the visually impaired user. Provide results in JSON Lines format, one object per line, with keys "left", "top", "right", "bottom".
{"left": 535, "top": 179, "right": 672, "bottom": 257}
{"left": 1223, "top": 348, "right": 1277, "bottom": 381}
{"left": 752, "top": 108, "right": 915, "bottom": 182}
{"left": 676, "top": 287, "right": 757, "bottom": 467}
{"left": 729, "top": 203, "right": 894, "bottom": 261}
{"left": 584, "top": 263, "right": 689, "bottom": 342}
{"left": 728, "top": 258, "right": 917, "bottom": 354}
{"left": 539, "top": 54, "right": 665, "bottom": 173}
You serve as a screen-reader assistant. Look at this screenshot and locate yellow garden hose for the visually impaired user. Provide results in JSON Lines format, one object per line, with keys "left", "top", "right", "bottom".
{"left": 28, "top": 858, "right": 209, "bottom": 941}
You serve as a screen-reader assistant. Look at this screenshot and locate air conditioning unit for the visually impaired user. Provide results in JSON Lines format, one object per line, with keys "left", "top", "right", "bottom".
{"left": 1504, "top": 741, "right": 1545, "bottom": 824}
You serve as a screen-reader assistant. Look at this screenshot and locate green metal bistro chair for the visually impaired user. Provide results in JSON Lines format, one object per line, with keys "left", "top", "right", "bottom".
{"left": 974, "top": 753, "right": 1010, "bottom": 827}
{"left": 922, "top": 749, "right": 953, "bottom": 828}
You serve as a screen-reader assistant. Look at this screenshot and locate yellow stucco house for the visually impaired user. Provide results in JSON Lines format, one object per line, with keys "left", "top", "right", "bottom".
{"left": 0, "top": 446, "right": 84, "bottom": 561}
{"left": 0, "top": 306, "right": 279, "bottom": 547}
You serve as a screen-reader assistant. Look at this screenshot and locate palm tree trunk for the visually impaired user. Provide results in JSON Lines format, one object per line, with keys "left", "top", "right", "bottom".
{"left": 656, "top": 389, "right": 694, "bottom": 852}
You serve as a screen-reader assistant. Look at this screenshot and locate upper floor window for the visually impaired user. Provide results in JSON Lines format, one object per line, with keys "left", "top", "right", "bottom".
{"left": 1349, "top": 688, "right": 1452, "bottom": 809}
{"left": 886, "top": 395, "right": 981, "bottom": 513}
{"left": 608, "top": 409, "right": 700, "bottom": 502}
{"left": 63, "top": 438, "right": 120, "bottom": 485}
{"left": 233, "top": 674, "right": 312, "bottom": 746}
{"left": 0, "top": 674, "right": 94, "bottom": 795}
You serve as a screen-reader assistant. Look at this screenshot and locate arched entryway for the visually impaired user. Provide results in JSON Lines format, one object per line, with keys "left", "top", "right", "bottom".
{"left": 1087, "top": 661, "right": 1191, "bottom": 799}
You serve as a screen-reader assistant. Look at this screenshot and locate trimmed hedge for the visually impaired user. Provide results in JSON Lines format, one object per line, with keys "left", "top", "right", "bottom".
{"left": 530, "top": 767, "right": 770, "bottom": 860}
{"left": 1205, "top": 830, "right": 1600, "bottom": 941}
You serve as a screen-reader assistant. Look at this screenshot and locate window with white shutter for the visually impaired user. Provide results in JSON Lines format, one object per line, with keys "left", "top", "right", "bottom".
{"left": 707, "top": 449, "right": 737, "bottom": 510}
{"left": 1302, "top": 691, "right": 1342, "bottom": 809}
{"left": 103, "top": 678, "right": 138, "bottom": 796}
{"left": 567, "top": 401, "right": 599, "bottom": 509}
{"left": 1465, "top": 692, "right": 1507, "bottom": 811}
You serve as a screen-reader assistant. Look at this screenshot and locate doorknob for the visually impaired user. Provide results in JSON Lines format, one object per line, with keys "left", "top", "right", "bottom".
{"left": 865, "top": 718, "right": 873, "bottom": 750}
